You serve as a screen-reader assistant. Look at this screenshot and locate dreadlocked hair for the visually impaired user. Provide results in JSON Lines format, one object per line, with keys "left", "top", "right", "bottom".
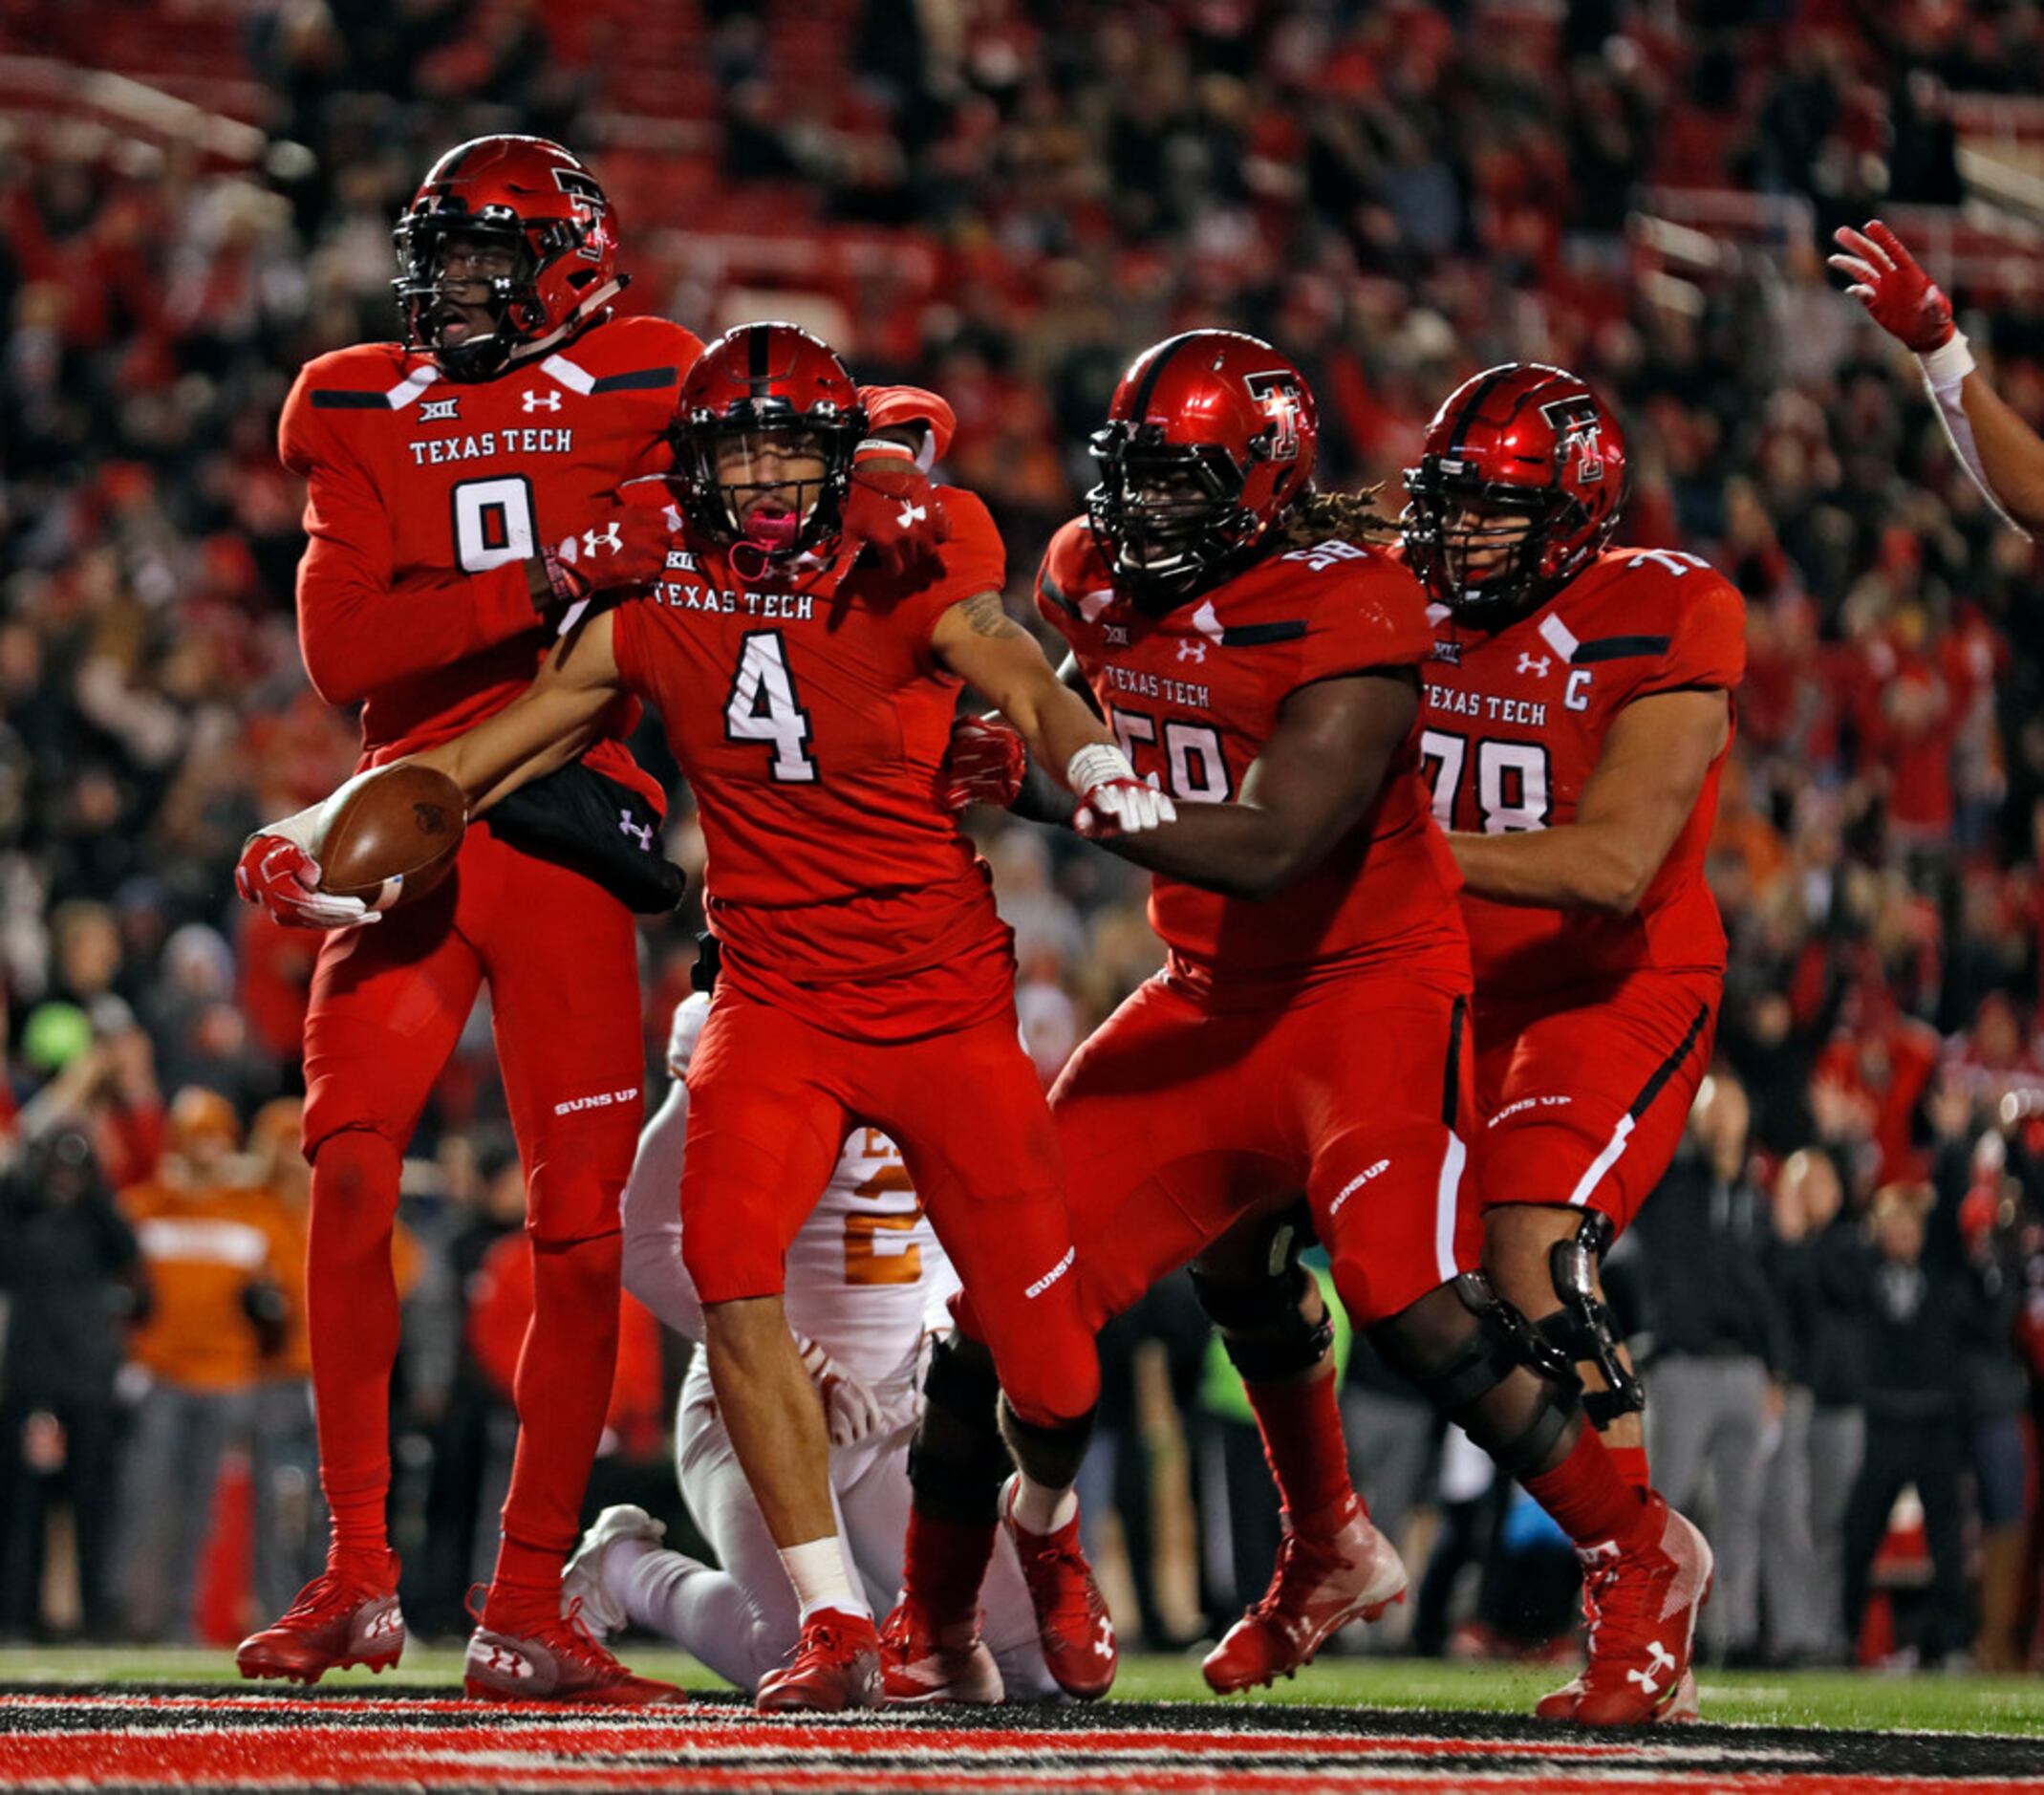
{"left": 1276, "top": 484, "right": 1401, "bottom": 551}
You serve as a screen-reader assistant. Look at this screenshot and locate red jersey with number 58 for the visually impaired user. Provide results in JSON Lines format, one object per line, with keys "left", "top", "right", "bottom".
{"left": 611, "top": 488, "right": 1013, "bottom": 1041}
{"left": 1037, "top": 518, "right": 1467, "bottom": 1001}
{"left": 1421, "top": 546, "right": 1746, "bottom": 998}
{"left": 280, "top": 314, "right": 705, "bottom": 808}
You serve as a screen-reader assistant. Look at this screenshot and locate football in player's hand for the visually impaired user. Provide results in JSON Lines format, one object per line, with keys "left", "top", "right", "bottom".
{"left": 313, "top": 763, "right": 466, "bottom": 909}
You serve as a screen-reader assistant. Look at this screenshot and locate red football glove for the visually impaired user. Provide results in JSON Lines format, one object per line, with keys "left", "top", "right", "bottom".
{"left": 1829, "top": 221, "right": 1954, "bottom": 353}
{"left": 1068, "top": 744, "right": 1177, "bottom": 839}
{"left": 941, "top": 715, "right": 1027, "bottom": 811}
{"left": 539, "top": 503, "right": 678, "bottom": 623}
{"left": 844, "top": 443, "right": 951, "bottom": 579}
{"left": 234, "top": 829, "right": 377, "bottom": 931}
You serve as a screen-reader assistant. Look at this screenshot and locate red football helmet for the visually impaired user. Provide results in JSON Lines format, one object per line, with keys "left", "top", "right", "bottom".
{"left": 393, "top": 136, "right": 625, "bottom": 380}
{"left": 1087, "top": 330, "right": 1318, "bottom": 611}
{"left": 1402, "top": 362, "right": 1627, "bottom": 621}
{"left": 672, "top": 322, "right": 867, "bottom": 562}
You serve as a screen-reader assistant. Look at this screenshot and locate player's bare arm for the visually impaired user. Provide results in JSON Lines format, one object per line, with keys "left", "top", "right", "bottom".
{"left": 1831, "top": 219, "right": 2043, "bottom": 537}
{"left": 930, "top": 594, "right": 1174, "bottom": 834}
{"left": 1450, "top": 687, "right": 1728, "bottom": 915}
{"left": 1086, "top": 668, "right": 1418, "bottom": 900}
{"left": 409, "top": 611, "right": 629, "bottom": 813}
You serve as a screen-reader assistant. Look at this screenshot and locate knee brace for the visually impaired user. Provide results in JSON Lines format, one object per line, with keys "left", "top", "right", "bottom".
{"left": 908, "top": 1332, "right": 1008, "bottom": 1523}
{"left": 1189, "top": 1211, "right": 1334, "bottom": 1384}
{"left": 1371, "top": 1273, "right": 1581, "bottom": 1479}
{"left": 1534, "top": 1211, "right": 1644, "bottom": 1430}
{"left": 997, "top": 1395, "right": 1094, "bottom": 1492}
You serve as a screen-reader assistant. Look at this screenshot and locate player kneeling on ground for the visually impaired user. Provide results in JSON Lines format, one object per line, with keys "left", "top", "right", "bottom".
{"left": 563, "top": 977, "right": 1055, "bottom": 1704}
{"left": 936, "top": 334, "right": 1713, "bottom": 1727}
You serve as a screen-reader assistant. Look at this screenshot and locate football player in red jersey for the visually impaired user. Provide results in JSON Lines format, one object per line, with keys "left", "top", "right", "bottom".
{"left": 231, "top": 139, "right": 954, "bottom": 1703}
{"left": 932, "top": 335, "right": 1713, "bottom": 1726}
{"left": 266, "top": 321, "right": 1172, "bottom": 1711}
{"left": 1400, "top": 362, "right": 1740, "bottom": 1719}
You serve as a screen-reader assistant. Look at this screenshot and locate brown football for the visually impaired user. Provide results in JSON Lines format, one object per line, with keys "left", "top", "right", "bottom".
{"left": 313, "top": 763, "right": 467, "bottom": 909}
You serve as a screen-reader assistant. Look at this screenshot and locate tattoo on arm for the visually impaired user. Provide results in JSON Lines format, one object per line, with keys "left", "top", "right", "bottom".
{"left": 958, "top": 592, "right": 1026, "bottom": 638}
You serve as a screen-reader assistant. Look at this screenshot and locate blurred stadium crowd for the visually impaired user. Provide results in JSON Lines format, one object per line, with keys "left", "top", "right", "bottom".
{"left": 0, "top": 0, "right": 2040, "bottom": 1676}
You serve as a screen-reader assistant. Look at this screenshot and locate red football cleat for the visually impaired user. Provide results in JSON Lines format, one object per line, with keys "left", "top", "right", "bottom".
{"left": 1203, "top": 1494, "right": 1408, "bottom": 1694}
{"left": 1540, "top": 1494, "right": 1712, "bottom": 1726}
{"left": 236, "top": 1555, "right": 405, "bottom": 1685}
{"left": 1001, "top": 1477, "right": 1116, "bottom": 1699}
{"left": 756, "top": 1608, "right": 885, "bottom": 1712}
{"left": 463, "top": 1596, "right": 688, "bottom": 1704}
{"left": 878, "top": 1601, "right": 1005, "bottom": 1704}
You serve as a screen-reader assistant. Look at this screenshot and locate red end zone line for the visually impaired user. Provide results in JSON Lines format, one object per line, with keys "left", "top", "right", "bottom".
{"left": 0, "top": 1736, "right": 2033, "bottom": 1795}
{"left": 0, "top": 1698, "right": 1648, "bottom": 1760}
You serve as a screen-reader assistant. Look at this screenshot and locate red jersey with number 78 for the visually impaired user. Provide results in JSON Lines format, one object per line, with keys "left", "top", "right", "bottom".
{"left": 1036, "top": 517, "right": 1468, "bottom": 1003}
{"left": 1419, "top": 545, "right": 1747, "bottom": 999}
{"left": 609, "top": 487, "right": 1015, "bottom": 1042}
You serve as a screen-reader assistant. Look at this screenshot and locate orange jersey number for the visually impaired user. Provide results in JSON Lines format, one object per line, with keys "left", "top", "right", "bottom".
{"left": 844, "top": 1159, "right": 923, "bottom": 1286}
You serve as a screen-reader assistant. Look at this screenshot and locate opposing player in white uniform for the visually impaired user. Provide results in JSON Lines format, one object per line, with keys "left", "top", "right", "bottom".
{"left": 563, "top": 986, "right": 1055, "bottom": 1702}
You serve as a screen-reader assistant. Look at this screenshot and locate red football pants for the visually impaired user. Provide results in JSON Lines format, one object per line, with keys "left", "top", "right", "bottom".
{"left": 678, "top": 991, "right": 1098, "bottom": 1426}
{"left": 1051, "top": 963, "right": 1479, "bottom": 1332}
{"left": 300, "top": 823, "right": 643, "bottom": 1598}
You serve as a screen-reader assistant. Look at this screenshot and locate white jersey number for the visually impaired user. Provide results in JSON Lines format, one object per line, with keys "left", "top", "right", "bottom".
{"left": 452, "top": 476, "right": 537, "bottom": 573}
{"left": 1421, "top": 728, "right": 1552, "bottom": 833}
{"left": 1108, "top": 705, "right": 1232, "bottom": 803}
{"left": 844, "top": 1160, "right": 922, "bottom": 1286}
{"left": 725, "top": 631, "right": 818, "bottom": 783}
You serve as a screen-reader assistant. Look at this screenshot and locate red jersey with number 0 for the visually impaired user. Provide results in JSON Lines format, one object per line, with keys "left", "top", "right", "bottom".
{"left": 279, "top": 314, "right": 705, "bottom": 808}
{"left": 1421, "top": 546, "right": 1747, "bottom": 997}
{"left": 1036, "top": 519, "right": 1467, "bottom": 1001}
{"left": 610, "top": 488, "right": 1014, "bottom": 1040}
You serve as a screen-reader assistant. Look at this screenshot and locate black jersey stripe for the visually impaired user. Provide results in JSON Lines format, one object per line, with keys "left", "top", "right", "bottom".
{"left": 311, "top": 390, "right": 391, "bottom": 409}
{"left": 1573, "top": 633, "right": 1672, "bottom": 663}
{"left": 1441, "top": 995, "right": 1467, "bottom": 1129}
{"left": 1039, "top": 572, "right": 1080, "bottom": 618}
{"left": 1220, "top": 619, "right": 1307, "bottom": 646}
{"left": 1627, "top": 1004, "right": 1712, "bottom": 1121}
{"left": 590, "top": 366, "right": 678, "bottom": 394}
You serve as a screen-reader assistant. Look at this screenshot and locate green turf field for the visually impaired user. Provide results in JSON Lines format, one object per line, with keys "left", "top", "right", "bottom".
{"left": 2, "top": 1645, "right": 2036, "bottom": 1736}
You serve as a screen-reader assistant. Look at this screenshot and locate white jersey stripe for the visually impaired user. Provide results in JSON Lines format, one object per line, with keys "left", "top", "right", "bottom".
{"left": 1433, "top": 1131, "right": 1468, "bottom": 1283}
{"left": 541, "top": 352, "right": 596, "bottom": 396}
{"left": 1538, "top": 611, "right": 1580, "bottom": 662}
{"left": 1568, "top": 1113, "right": 1635, "bottom": 1207}
{"left": 384, "top": 364, "right": 441, "bottom": 409}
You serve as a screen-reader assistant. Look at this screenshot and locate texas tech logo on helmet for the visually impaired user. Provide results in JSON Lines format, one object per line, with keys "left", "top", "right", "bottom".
{"left": 1244, "top": 370, "right": 1306, "bottom": 463}
{"left": 1540, "top": 394, "right": 1607, "bottom": 485}
{"left": 552, "top": 167, "right": 610, "bottom": 259}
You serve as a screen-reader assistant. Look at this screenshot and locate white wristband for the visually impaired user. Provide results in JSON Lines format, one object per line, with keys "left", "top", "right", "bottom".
{"left": 856, "top": 432, "right": 936, "bottom": 474}
{"left": 1066, "top": 743, "right": 1136, "bottom": 794}
{"left": 1919, "top": 330, "right": 1974, "bottom": 393}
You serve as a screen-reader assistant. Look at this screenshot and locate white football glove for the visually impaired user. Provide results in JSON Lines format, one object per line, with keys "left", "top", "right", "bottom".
{"left": 797, "top": 1334, "right": 885, "bottom": 1449}
{"left": 1067, "top": 743, "right": 1177, "bottom": 838}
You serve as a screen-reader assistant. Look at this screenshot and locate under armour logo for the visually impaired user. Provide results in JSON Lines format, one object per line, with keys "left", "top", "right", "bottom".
{"left": 1096, "top": 1616, "right": 1114, "bottom": 1652}
{"left": 1625, "top": 1639, "right": 1676, "bottom": 1695}
{"left": 485, "top": 1644, "right": 534, "bottom": 1677}
{"left": 420, "top": 396, "right": 460, "bottom": 422}
{"left": 523, "top": 389, "right": 563, "bottom": 413}
{"left": 895, "top": 501, "right": 926, "bottom": 530}
{"left": 582, "top": 523, "right": 623, "bottom": 556}
{"left": 1177, "top": 638, "right": 1208, "bottom": 663}
{"left": 618, "top": 811, "right": 654, "bottom": 851}
{"left": 363, "top": 1607, "right": 402, "bottom": 1639}
{"left": 1517, "top": 652, "right": 1551, "bottom": 678}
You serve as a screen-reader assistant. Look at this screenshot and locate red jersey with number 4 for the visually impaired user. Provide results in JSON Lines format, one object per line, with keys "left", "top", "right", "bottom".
{"left": 611, "top": 488, "right": 1013, "bottom": 1040}
{"left": 1421, "top": 546, "right": 1747, "bottom": 997}
{"left": 280, "top": 314, "right": 706, "bottom": 808}
{"left": 1036, "top": 519, "right": 1466, "bottom": 1000}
